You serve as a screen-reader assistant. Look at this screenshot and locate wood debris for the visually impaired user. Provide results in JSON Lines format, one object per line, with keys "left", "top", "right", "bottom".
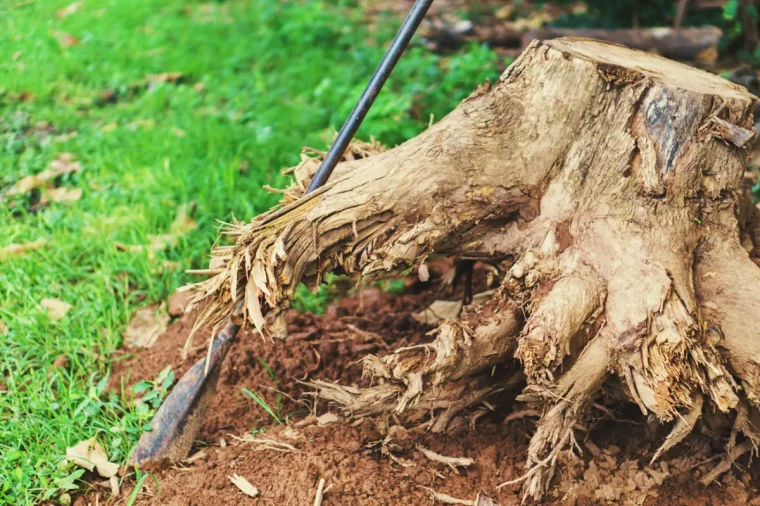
{"left": 229, "top": 473, "right": 259, "bottom": 497}
{"left": 417, "top": 445, "right": 474, "bottom": 475}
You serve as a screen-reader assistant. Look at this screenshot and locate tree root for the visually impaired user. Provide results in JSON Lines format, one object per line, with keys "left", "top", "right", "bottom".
{"left": 185, "top": 38, "right": 760, "bottom": 501}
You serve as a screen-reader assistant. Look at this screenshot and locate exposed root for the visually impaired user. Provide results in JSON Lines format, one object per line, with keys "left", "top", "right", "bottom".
{"left": 651, "top": 392, "right": 703, "bottom": 464}
{"left": 514, "top": 337, "right": 610, "bottom": 500}
{"left": 361, "top": 288, "right": 521, "bottom": 412}
{"left": 700, "top": 440, "right": 754, "bottom": 485}
{"left": 417, "top": 445, "right": 474, "bottom": 474}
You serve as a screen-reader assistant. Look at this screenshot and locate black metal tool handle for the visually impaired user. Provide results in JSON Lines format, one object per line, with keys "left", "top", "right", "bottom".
{"left": 306, "top": 0, "right": 435, "bottom": 193}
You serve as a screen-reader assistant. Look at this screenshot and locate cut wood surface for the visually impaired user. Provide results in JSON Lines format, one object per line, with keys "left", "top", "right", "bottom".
{"left": 522, "top": 27, "right": 722, "bottom": 61}
{"left": 188, "top": 38, "right": 760, "bottom": 501}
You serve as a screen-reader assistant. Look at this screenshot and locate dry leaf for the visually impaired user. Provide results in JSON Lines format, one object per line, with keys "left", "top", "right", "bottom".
{"left": 57, "top": 1, "right": 83, "bottom": 18}
{"left": 101, "top": 122, "right": 118, "bottom": 132}
{"left": 0, "top": 321, "right": 8, "bottom": 335}
{"left": 170, "top": 203, "right": 197, "bottom": 234}
{"left": 168, "top": 290, "right": 193, "bottom": 317}
{"left": 316, "top": 412, "right": 340, "bottom": 426}
{"left": 65, "top": 437, "right": 119, "bottom": 478}
{"left": 41, "top": 298, "right": 72, "bottom": 321}
{"left": 0, "top": 238, "right": 47, "bottom": 261}
{"left": 54, "top": 31, "right": 79, "bottom": 48}
{"left": 123, "top": 304, "right": 169, "bottom": 348}
{"left": 146, "top": 72, "right": 183, "bottom": 84}
{"left": 6, "top": 154, "right": 81, "bottom": 196}
{"left": 229, "top": 474, "right": 259, "bottom": 497}
{"left": 46, "top": 187, "right": 82, "bottom": 204}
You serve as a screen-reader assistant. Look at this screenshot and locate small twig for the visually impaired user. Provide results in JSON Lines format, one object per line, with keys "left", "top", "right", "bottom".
{"left": 313, "top": 478, "right": 326, "bottom": 506}
{"left": 701, "top": 440, "right": 753, "bottom": 485}
{"left": 232, "top": 434, "right": 297, "bottom": 452}
{"left": 418, "top": 486, "right": 475, "bottom": 505}
{"left": 417, "top": 445, "right": 474, "bottom": 475}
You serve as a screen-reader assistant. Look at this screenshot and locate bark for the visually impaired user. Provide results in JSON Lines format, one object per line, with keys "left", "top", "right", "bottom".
{"left": 188, "top": 38, "right": 760, "bottom": 500}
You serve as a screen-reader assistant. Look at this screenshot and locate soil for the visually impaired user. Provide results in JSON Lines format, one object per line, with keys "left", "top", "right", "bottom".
{"left": 78, "top": 263, "right": 760, "bottom": 506}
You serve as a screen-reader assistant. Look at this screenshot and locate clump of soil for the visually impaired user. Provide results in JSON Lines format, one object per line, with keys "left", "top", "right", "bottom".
{"left": 79, "top": 263, "right": 760, "bottom": 506}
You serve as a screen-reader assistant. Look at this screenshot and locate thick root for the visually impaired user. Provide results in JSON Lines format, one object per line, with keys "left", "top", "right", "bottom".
{"left": 361, "top": 287, "right": 521, "bottom": 412}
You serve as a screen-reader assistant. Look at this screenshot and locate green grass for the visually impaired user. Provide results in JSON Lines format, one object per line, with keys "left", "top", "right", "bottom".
{"left": 0, "top": 0, "right": 501, "bottom": 503}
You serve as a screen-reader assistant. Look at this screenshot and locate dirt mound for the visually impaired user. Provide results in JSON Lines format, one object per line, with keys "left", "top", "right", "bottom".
{"left": 78, "top": 264, "right": 760, "bottom": 506}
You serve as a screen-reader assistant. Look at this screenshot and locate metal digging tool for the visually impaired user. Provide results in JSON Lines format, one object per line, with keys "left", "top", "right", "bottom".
{"left": 128, "top": 0, "right": 435, "bottom": 467}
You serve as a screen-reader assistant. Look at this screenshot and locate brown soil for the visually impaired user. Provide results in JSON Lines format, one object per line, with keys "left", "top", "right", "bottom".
{"left": 79, "top": 263, "right": 760, "bottom": 506}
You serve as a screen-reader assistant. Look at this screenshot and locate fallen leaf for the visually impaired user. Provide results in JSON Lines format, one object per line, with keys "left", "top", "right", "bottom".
{"left": 45, "top": 187, "right": 82, "bottom": 204}
{"left": 146, "top": 72, "right": 183, "bottom": 84}
{"left": 101, "top": 122, "right": 118, "bottom": 132}
{"left": 41, "top": 298, "right": 72, "bottom": 321}
{"left": 125, "top": 119, "right": 155, "bottom": 131}
{"left": 56, "top": 1, "right": 83, "bottom": 18}
{"left": 170, "top": 202, "right": 197, "bottom": 234}
{"left": 229, "top": 474, "right": 259, "bottom": 497}
{"left": 168, "top": 290, "right": 193, "bottom": 317}
{"left": 6, "top": 154, "right": 81, "bottom": 196}
{"left": 53, "top": 31, "right": 79, "bottom": 48}
{"left": 52, "top": 354, "right": 70, "bottom": 369}
{"left": 0, "top": 238, "right": 47, "bottom": 261}
{"left": 316, "top": 412, "right": 340, "bottom": 426}
{"left": 171, "top": 127, "right": 186, "bottom": 137}
{"left": 65, "top": 437, "right": 119, "bottom": 478}
{"left": 0, "top": 321, "right": 7, "bottom": 335}
{"left": 123, "top": 304, "right": 169, "bottom": 348}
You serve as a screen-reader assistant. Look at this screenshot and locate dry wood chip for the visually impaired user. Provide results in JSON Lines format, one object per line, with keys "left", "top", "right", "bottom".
{"left": 65, "top": 437, "right": 119, "bottom": 478}
{"left": 475, "top": 493, "right": 497, "bottom": 506}
{"left": 229, "top": 473, "right": 259, "bottom": 497}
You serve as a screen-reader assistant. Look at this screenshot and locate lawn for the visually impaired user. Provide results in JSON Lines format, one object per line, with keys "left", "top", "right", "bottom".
{"left": 0, "top": 0, "right": 501, "bottom": 503}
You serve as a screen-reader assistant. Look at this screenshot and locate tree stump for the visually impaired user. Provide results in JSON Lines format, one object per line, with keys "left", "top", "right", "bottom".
{"left": 188, "top": 38, "right": 760, "bottom": 500}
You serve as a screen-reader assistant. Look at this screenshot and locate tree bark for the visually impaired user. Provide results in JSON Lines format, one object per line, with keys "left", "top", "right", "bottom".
{"left": 188, "top": 38, "right": 760, "bottom": 500}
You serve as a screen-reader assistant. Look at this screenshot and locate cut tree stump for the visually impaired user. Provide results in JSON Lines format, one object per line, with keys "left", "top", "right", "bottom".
{"left": 187, "top": 38, "right": 760, "bottom": 500}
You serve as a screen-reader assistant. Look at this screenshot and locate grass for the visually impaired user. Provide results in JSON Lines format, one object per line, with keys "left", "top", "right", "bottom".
{"left": 0, "top": 0, "right": 502, "bottom": 503}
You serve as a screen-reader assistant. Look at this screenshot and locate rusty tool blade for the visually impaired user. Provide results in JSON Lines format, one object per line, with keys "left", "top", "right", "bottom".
{"left": 128, "top": 315, "right": 240, "bottom": 466}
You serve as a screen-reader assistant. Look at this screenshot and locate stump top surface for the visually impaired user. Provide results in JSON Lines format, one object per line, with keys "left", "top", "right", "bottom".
{"left": 545, "top": 37, "right": 755, "bottom": 102}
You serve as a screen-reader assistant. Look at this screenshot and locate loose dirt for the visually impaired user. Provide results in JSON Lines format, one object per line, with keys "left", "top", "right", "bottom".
{"left": 79, "top": 263, "right": 760, "bottom": 506}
